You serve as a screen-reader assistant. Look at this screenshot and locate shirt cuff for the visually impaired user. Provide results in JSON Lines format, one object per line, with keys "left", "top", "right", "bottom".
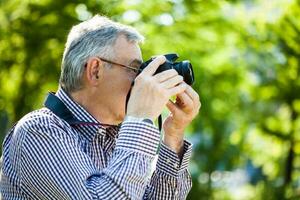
{"left": 156, "top": 140, "right": 192, "bottom": 177}
{"left": 115, "top": 121, "right": 160, "bottom": 157}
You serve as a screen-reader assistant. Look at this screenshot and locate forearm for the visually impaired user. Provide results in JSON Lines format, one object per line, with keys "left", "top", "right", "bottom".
{"left": 86, "top": 149, "right": 155, "bottom": 199}
{"left": 143, "top": 141, "right": 193, "bottom": 200}
{"left": 88, "top": 120, "right": 160, "bottom": 199}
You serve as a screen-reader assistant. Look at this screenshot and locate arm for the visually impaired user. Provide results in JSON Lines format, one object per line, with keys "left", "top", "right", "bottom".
{"left": 20, "top": 120, "right": 160, "bottom": 199}
{"left": 143, "top": 83, "right": 201, "bottom": 199}
{"left": 143, "top": 141, "right": 192, "bottom": 200}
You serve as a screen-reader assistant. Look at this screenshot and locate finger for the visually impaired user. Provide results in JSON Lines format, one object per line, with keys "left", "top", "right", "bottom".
{"left": 168, "top": 82, "right": 187, "bottom": 96}
{"left": 161, "top": 75, "right": 183, "bottom": 89}
{"left": 185, "top": 85, "right": 200, "bottom": 107}
{"left": 154, "top": 69, "right": 178, "bottom": 82}
{"left": 176, "top": 92, "right": 194, "bottom": 112}
{"left": 140, "top": 55, "right": 166, "bottom": 76}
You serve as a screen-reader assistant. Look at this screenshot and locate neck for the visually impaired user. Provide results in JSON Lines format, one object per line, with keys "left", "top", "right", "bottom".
{"left": 70, "top": 89, "right": 123, "bottom": 126}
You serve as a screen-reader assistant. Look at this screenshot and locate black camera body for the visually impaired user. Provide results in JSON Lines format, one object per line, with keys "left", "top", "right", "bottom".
{"left": 139, "top": 53, "right": 194, "bottom": 85}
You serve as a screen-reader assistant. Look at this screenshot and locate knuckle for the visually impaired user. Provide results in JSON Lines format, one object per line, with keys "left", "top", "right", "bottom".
{"left": 159, "top": 70, "right": 168, "bottom": 77}
{"left": 175, "top": 87, "right": 183, "bottom": 94}
{"left": 154, "top": 55, "right": 166, "bottom": 64}
{"left": 136, "top": 75, "right": 152, "bottom": 85}
{"left": 158, "top": 55, "right": 166, "bottom": 62}
{"left": 196, "top": 105, "right": 200, "bottom": 112}
{"left": 178, "top": 75, "right": 184, "bottom": 82}
{"left": 171, "top": 69, "right": 178, "bottom": 75}
{"left": 195, "top": 93, "right": 200, "bottom": 101}
{"left": 196, "top": 103, "right": 201, "bottom": 112}
{"left": 175, "top": 86, "right": 182, "bottom": 93}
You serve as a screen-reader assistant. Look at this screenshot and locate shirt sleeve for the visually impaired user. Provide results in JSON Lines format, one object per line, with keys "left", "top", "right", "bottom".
{"left": 143, "top": 140, "right": 193, "bottom": 200}
{"left": 18, "top": 119, "right": 160, "bottom": 199}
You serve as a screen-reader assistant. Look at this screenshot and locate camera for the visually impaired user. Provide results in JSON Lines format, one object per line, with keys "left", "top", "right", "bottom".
{"left": 139, "top": 53, "right": 194, "bottom": 85}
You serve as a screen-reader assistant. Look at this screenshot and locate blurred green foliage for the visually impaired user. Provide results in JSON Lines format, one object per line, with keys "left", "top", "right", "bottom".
{"left": 0, "top": 0, "right": 299, "bottom": 199}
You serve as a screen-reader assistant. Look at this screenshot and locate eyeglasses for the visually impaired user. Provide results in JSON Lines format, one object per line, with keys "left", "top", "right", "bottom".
{"left": 96, "top": 57, "right": 141, "bottom": 74}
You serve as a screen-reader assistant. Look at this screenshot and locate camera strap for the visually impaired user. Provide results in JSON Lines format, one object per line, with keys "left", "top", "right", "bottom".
{"left": 44, "top": 92, "right": 121, "bottom": 128}
{"left": 44, "top": 92, "right": 79, "bottom": 125}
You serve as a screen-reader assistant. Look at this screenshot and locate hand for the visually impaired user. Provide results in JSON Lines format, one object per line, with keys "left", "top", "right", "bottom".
{"left": 163, "top": 84, "right": 201, "bottom": 155}
{"left": 126, "top": 56, "right": 187, "bottom": 120}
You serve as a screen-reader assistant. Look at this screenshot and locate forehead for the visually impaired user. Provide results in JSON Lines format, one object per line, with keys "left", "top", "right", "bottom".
{"left": 113, "top": 35, "right": 142, "bottom": 64}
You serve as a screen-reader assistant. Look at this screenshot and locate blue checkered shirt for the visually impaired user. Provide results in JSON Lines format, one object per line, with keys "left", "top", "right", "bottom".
{"left": 0, "top": 88, "right": 192, "bottom": 199}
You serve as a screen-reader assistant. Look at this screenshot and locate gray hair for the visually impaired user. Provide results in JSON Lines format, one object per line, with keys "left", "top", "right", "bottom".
{"left": 59, "top": 15, "right": 144, "bottom": 93}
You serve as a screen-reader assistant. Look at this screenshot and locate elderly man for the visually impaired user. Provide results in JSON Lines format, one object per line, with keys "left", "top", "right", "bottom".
{"left": 0, "top": 15, "right": 200, "bottom": 199}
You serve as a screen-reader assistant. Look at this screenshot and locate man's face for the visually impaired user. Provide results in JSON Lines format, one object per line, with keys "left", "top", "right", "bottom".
{"left": 100, "top": 35, "right": 142, "bottom": 121}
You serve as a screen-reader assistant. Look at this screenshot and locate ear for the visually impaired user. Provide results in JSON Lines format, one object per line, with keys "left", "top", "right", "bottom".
{"left": 84, "top": 57, "right": 104, "bottom": 86}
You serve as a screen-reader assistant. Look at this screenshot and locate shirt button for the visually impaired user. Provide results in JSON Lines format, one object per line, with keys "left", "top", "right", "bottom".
{"left": 166, "top": 158, "right": 171, "bottom": 164}
{"left": 98, "top": 129, "right": 105, "bottom": 136}
{"left": 175, "top": 190, "right": 179, "bottom": 196}
{"left": 174, "top": 163, "right": 179, "bottom": 169}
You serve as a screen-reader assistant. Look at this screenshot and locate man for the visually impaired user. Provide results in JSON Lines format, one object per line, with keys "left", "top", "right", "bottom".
{"left": 0, "top": 15, "right": 200, "bottom": 199}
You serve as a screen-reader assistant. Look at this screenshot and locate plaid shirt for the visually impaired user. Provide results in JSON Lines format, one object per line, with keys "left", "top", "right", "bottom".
{"left": 0, "top": 88, "right": 192, "bottom": 199}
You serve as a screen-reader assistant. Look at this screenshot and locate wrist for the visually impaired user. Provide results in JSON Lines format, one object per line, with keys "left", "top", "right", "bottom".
{"left": 124, "top": 115, "right": 154, "bottom": 125}
{"left": 163, "top": 135, "right": 184, "bottom": 155}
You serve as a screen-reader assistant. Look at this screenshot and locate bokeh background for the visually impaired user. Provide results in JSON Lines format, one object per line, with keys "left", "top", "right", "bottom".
{"left": 0, "top": 0, "right": 299, "bottom": 199}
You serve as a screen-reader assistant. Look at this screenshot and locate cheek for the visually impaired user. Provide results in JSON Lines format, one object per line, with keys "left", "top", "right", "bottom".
{"left": 106, "top": 71, "right": 134, "bottom": 98}
{"left": 120, "top": 75, "right": 135, "bottom": 93}
{"left": 111, "top": 79, "right": 132, "bottom": 105}
{"left": 110, "top": 73, "right": 131, "bottom": 88}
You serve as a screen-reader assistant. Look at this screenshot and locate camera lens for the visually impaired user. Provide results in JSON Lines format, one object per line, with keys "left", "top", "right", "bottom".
{"left": 174, "top": 61, "right": 194, "bottom": 85}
